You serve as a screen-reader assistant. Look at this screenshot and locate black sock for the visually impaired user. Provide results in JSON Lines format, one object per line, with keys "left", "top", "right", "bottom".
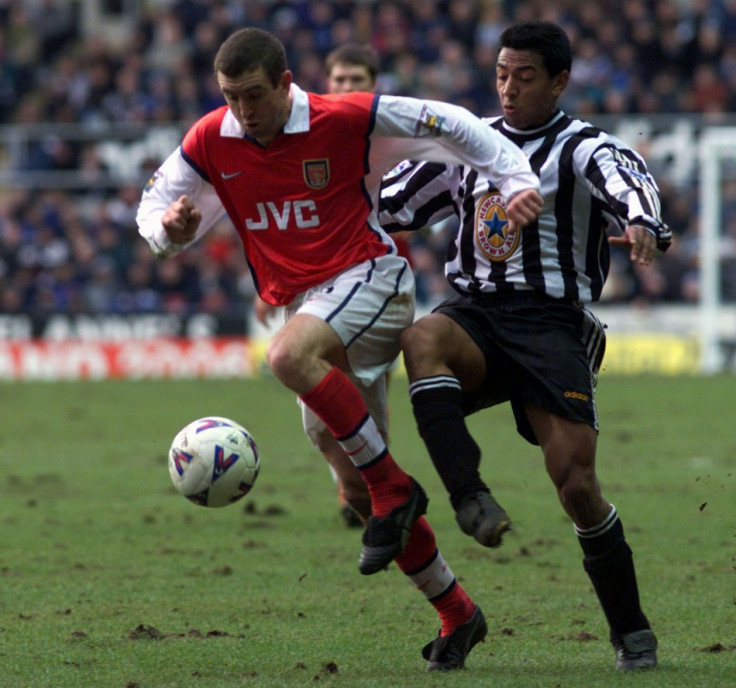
{"left": 577, "top": 506, "right": 650, "bottom": 641}
{"left": 409, "top": 376, "right": 487, "bottom": 508}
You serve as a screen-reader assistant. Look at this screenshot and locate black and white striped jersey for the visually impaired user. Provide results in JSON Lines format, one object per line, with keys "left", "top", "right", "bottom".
{"left": 379, "top": 110, "right": 670, "bottom": 303}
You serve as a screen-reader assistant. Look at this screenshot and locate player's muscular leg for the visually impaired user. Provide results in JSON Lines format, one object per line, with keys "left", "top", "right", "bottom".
{"left": 401, "top": 314, "right": 486, "bottom": 391}
{"left": 266, "top": 313, "right": 349, "bottom": 394}
{"left": 525, "top": 405, "right": 611, "bottom": 528}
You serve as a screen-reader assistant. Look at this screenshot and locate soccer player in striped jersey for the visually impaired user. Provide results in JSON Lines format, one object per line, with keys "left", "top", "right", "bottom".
{"left": 137, "top": 27, "right": 543, "bottom": 670}
{"left": 379, "top": 21, "right": 668, "bottom": 671}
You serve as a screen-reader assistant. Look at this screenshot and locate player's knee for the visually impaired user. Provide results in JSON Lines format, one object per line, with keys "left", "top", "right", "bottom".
{"left": 265, "top": 335, "right": 303, "bottom": 383}
{"left": 400, "top": 320, "right": 431, "bottom": 357}
{"left": 554, "top": 462, "right": 601, "bottom": 518}
{"left": 400, "top": 317, "right": 445, "bottom": 371}
{"left": 559, "top": 472, "right": 589, "bottom": 507}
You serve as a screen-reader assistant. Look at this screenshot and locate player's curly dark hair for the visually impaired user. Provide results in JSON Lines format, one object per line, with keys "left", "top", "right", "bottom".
{"left": 500, "top": 21, "right": 572, "bottom": 77}
{"left": 214, "top": 28, "right": 287, "bottom": 88}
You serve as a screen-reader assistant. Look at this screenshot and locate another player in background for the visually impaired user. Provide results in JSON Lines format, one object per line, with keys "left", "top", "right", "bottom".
{"left": 380, "top": 21, "right": 668, "bottom": 671}
{"left": 254, "top": 42, "right": 406, "bottom": 529}
{"left": 324, "top": 42, "right": 379, "bottom": 93}
{"left": 137, "top": 27, "right": 543, "bottom": 670}
{"left": 324, "top": 43, "right": 415, "bottom": 527}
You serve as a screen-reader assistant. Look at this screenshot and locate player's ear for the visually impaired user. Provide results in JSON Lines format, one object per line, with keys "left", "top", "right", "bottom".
{"left": 552, "top": 69, "right": 569, "bottom": 98}
{"left": 279, "top": 70, "right": 293, "bottom": 93}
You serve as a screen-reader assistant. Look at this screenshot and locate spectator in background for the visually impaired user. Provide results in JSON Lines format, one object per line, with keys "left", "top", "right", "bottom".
{"left": 4, "top": 1, "right": 736, "bottom": 126}
{"left": 4, "top": 0, "right": 736, "bottom": 322}
{"left": 324, "top": 41, "right": 378, "bottom": 93}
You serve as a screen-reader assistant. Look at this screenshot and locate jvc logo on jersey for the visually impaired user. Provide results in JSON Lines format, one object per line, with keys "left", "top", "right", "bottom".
{"left": 244, "top": 201, "right": 320, "bottom": 230}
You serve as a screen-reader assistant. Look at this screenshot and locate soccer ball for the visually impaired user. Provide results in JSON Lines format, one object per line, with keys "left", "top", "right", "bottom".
{"left": 168, "top": 416, "right": 260, "bottom": 507}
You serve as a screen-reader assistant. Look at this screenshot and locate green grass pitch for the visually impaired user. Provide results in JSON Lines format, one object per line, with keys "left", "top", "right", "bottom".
{"left": 0, "top": 375, "right": 734, "bottom": 687}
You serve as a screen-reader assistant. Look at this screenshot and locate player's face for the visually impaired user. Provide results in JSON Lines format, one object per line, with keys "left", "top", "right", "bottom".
{"left": 327, "top": 63, "right": 376, "bottom": 94}
{"left": 218, "top": 67, "right": 293, "bottom": 146}
{"left": 496, "top": 48, "right": 569, "bottom": 130}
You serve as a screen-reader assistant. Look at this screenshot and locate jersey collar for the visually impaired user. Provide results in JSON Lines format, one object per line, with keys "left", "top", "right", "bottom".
{"left": 283, "top": 83, "right": 310, "bottom": 134}
{"left": 499, "top": 110, "right": 566, "bottom": 137}
{"left": 220, "top": 83, "right": 310, "bottom": 139}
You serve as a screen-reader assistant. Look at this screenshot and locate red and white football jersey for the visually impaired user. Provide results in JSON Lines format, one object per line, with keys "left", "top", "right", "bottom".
{"left": 137, "top": 84, "right": 538, "bottom": 305}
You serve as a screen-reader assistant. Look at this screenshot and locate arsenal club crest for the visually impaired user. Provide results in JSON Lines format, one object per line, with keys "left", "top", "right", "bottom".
{"left": 475, "top": 193, "right": 520, "bottom": 261}
{"left": 303, "top": 159, "right": 330, "bottom": 189}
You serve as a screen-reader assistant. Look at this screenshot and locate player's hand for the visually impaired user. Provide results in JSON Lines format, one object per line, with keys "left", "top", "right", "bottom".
{"left": 608, "top": 225, "right": 656, "bottom": 266}
{"left": 506, "top": 188, "right": 544, "bottom": 227}
{"left": 254, "top": 295, "right": 279, "bottom": 326}
{"left": 162, "top": 195, "right": 202, "bottom": 244}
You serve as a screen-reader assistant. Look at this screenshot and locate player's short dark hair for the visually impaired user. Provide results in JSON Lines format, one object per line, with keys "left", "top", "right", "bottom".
{"left": 325, "top": 43, "right": 379, "bottom": 81}
{"left": 499, "top": 21, "right": 572, "bottom": 77}
{"left": 214, "top": 28, "right": 287, "bottom": 87}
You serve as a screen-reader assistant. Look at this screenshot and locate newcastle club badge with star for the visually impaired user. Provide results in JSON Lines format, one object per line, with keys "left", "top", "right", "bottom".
{"left": 474, "top": 192, "right": 520, "bottom": 261}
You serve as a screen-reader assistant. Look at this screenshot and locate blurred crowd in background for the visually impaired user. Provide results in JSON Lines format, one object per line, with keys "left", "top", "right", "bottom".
{"left": 2, "top": 0, "right": 736, "bottom": 324}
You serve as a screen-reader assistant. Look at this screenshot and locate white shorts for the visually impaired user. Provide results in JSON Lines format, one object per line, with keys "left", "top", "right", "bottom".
{"left": 285, "top": 254, "right": 415, "bottom": 443}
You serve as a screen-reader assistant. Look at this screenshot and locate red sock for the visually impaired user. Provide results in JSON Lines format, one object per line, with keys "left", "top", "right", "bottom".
{"left": 299, "top": 368, "right": 411, "bottom": 517}
{"left": 434, "top": 584, "right": 477, "bottom": 637}
{"left": 359, "top": 453, "right": 412, "bottom": 517}
{"left": 396, "top": 517, "right": 477, "bottom": 636}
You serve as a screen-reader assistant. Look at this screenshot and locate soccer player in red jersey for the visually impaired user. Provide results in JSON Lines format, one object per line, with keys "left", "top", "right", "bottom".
{"left": 253, "top": 42, "right": 393, "bottom": 529}
{"left": 137, "top": 27, "right": 542, "bottom": 670}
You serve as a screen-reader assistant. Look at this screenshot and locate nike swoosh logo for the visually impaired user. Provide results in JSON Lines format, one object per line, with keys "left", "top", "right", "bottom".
{"left": 346, "top": 440, "right": 368, "bottom": 457}
{"left": 221, "top": 170, "right": 244, "bottom": 180}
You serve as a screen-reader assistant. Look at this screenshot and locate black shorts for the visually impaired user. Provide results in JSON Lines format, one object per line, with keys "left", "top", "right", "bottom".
{"left": 434, "top": 291, "right": 606, "bottom": 445}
